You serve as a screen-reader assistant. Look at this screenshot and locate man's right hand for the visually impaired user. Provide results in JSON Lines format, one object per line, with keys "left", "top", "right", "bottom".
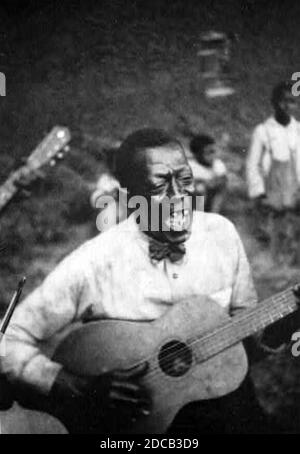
{"left": 50, "top": 362, "right": 151, "bottom": 431}
{"left": 0, "top": 375, "right": 14, "bottom": 410}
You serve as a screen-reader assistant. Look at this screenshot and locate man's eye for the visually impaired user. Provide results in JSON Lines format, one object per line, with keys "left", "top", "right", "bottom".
{"left": 150, "top": 185, "right": 165, "bottom": 194}
{"left": 180, "top": 175, "right": 193, "bottom": 184}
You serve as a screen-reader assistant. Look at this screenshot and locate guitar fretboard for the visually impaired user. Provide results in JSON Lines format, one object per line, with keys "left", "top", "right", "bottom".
{"left": 0, "top": 174, "right": 19, "bottom": 211}
{"left": 0, "top": 126, "right": 70, "bottom": 214}
{"left": 191, "top": 287, "right": 297, "bottom": 363}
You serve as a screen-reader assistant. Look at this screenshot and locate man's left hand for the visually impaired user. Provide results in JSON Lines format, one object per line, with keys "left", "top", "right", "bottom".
{"left": 261, "top": 284, "right": 300, "bottom": 351}
{"left": 293, "top": 284, "right": 300, "bottom": 306}
{"left": 12, "top": 166, "right": 45, "bottom": 198}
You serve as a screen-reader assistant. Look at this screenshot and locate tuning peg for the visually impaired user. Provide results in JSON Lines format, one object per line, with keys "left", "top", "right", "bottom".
{"left": 63, "top": 145, "right": 70, "bottom": 152}
{"left": 57, "top": 130, "right": 66, "bottom": 139}
{"left": 57, "top": 151, "right": 64, "bottom": 159}
{"left": 50, "top": 159, "right": 56, "bottom": 167}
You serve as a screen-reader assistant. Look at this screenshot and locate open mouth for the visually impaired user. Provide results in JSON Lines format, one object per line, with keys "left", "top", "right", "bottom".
{"left": 164, "top": 209, "right": 191, "bottom": 231}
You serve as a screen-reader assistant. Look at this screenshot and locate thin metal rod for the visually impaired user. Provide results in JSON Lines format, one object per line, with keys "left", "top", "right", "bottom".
{"left": 0, "top": 277, "right": 26, "bottom": 337}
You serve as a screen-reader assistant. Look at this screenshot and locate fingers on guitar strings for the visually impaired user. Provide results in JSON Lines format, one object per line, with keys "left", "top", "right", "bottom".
{"left": 293, "top": 284, "right": 300, "bottom": 299}
{"left": 114, "top": 361, "right": 149, "bottom": 379}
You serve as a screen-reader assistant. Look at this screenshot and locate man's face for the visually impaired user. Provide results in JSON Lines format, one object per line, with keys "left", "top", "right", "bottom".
{"left": 132, "top": 144, "right": 195, "bottom": 243}
{"left": 201, "top": 143, "right": 217, "bottom": 167}
{"left": 276, "top": 91, "right": 297, "bottom": 118}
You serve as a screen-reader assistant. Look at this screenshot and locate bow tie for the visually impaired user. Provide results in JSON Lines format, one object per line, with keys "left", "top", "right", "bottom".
{"left": 149, "top": 238, "right": 186, "bottom": 263}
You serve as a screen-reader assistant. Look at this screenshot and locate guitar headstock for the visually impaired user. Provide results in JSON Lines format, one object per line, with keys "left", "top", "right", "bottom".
{"left": 27, "top": 126, "right": 71, "bottom": 170}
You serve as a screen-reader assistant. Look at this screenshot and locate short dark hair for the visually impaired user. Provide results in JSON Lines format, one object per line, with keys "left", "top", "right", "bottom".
{"left": 271, "top": 81, "right": 294, "bottom": 106}
{"left": 115, "top": 128, "right": 183, "bottom": 191}
{"left": 190, "top": 134, "right": 215, "bottom": 158}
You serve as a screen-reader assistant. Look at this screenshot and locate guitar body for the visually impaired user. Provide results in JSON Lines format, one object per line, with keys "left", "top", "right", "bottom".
{"left": 0, "top": 403, "right": 67, "bottom": 434}
{"left": 54, "top": 296, "right": 248, "bottom": 433}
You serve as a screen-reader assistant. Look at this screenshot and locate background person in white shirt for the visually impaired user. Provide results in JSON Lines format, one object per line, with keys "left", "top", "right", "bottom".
{"left": 2, "top": 128, "right": 299, "bottom": 433}
{"left": 91, "top": 169, "right": 127, "bottom": 232}
{"left": 90, "top": 142, "right": 128, "bottom": 232}
{"left": 188, "top": 134, "right": 227, "bottom": 213}
{"left": 246, "top": 81, "right": 300, "bottom": 251}
{"left": 247, "top": 81, "right": 300, "bottom": 208}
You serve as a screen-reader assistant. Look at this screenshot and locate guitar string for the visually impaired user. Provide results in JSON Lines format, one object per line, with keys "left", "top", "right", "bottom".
{"left": 141, "top": 297, "right": 295, "bottom": 390}
{"left": 147, "top": 297, "right": 293, "bottom": 383}
{"left": 113, "top": 296, "right": 295, "bottom": 395}
{"left": 190, "top": 296, "right": 293, "bottom": 361}
{"left": 8, "top": 289, "right": 295, "bottom": 374}
{"left": 37, "top": 290, "right": 289, "bottom": 390}
{"left": 2, "top": 290, "right": 295, "bottom": 415}
{"left": 191, "top": 291, "right": 294, "bottom": 348}
{"left": 3, "top": 288, "right": 296, "bottom": 388}
{"left": 127, "top": 289, "right": 297, "bottom": 384}
{"left": 145, "top": 287, "right": 294, "bottom": 365}
{"left": 142, "top": 288, "right": 293, "bottom": 369}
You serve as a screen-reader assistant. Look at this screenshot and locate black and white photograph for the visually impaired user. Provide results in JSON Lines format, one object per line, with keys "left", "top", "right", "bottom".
{"left": 1, "top": 0, "right": 300, "bottom": 436}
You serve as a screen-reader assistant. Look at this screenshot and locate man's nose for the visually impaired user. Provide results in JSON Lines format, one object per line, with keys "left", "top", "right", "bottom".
{"left": 167, "top": 178, "right": 182, "bottom": 200}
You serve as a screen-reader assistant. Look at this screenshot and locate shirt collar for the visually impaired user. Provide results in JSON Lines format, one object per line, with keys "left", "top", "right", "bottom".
{"left": 126, "top": 211, "right": 206, "bottom": 264}
{"left": 267, "top": 115, "right": 297, "bottom": 130}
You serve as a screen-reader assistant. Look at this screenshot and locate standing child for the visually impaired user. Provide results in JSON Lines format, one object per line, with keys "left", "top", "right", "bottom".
{"left": 246, "top": 81, "right": 300, "bottom": 262}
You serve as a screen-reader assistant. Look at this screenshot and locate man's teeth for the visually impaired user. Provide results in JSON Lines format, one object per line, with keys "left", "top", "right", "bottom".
{"left": 165, "top": 210, "right": 190, "bottom": 230}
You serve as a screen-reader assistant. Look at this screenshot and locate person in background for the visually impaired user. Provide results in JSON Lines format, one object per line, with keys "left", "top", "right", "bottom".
{"left": 246, "top": 81, "right": 300, "bottom": 260}
{"left": 90, "top": 146, "right": 127, "bottom": 233}
{"left": 188, "top": 134, "right": 227, "bottom": 213}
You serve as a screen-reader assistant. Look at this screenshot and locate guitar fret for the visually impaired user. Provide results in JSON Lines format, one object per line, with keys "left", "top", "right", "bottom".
{"left": 192, "top": 288, "right": 298, "bottom": 363}
{"left": 0, "top": 127, "right": 70, "bottom": 213}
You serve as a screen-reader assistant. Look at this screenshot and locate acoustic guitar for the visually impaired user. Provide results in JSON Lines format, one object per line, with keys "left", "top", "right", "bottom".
{"left": 51, "top": 286, "right": 299, "bottom": 433}
{"left": 0, "top": 126, "right": 71, "bottom": 213}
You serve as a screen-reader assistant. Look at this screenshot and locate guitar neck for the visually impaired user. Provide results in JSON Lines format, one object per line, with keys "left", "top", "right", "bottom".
{"left": 0, "top": 157, "right": 39, "bottom": 213}
{"left": 194, "top": 287, "right": 298, "bottom": 361}
{"left": 0, "top": 126, "right": 70, "bottom": 214}
{"left": 0, "top": 172, "right": 20, "bottom": 213}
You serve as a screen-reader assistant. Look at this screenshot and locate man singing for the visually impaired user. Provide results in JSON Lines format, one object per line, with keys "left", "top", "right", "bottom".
{"left": 2, "top": 128, "right": 298, "bottom": 433}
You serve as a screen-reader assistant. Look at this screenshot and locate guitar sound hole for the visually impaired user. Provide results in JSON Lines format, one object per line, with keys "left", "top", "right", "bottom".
{"left": 158, "top": 340, "right": 193, "bottom": 377}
